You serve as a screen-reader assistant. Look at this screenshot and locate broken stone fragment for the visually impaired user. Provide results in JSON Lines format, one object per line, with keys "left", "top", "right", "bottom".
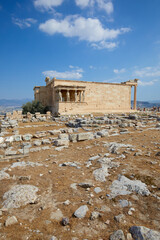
{"left": 50, "top": 236, "right": 58, "bottom": 240}
{"left": 114, "top": 214, "right": 125, "bottom": 223}
{"left": 30, "top": 147, "right": 41, "bottom": 152}
{"left": 74, "top": 205, "right": 89, "bottom": 218}
{"left": 53, "top": 139, "right": 69, "bottom": 147}
{"left": 58, "top": 133, "right": 69, "bottom": 140}
{"left": 109, "top": 175, "right": 150, "bottom": 198}
{"left": 0, "top": 137, "right": 4, "bottom": 144}
{"left": 14, "top": 135, "right": 22, "bottom": 142}
{"left": 69, "top": 133, "right": 78, "bottom": 142}
{"left": 42, "top": 139, "right": 51, "bottom": 144}
{"left": 96, "top": 130, "right": 108, "bottom": 137}
{"left": 129, "top": 226, "right": 160, "bottom": 240}
{"left": 90, "top": 211, "right": 100, "bottom": 220}
{"left": 94, "top": 187, "right": 102, "bottom": 194}
{"left": 5, "top": 136, "right": 14, "bottom": 143}
{"left": 77, "top": 132, "right": 94, "bottom": 141}
{"left": 61, "top": 217, "right": 69, "bottom": 226}
{"left": 78, "top": 182, "right": 94, "bottom": 188}
{"left": 63, "top": 200, "right": 71, "bottom": 206}
{"left": 109, "top": 229, "right": 125, "bottom": 240}
{"left": 0, "top": 171, "right": 10, "bottom": 180}
{"left": 155, "top": 151, "right": 160, "bottom": 156}
{"left": 22, "top": 134, "right": 32, "bottom": 141}
{"left": 33, "top": 140, "right": 41, "bottom": 146}
{"left": 93, "top": 165, "right": 110, "bottom": 182}
{"left": 5, "top": 149, "right": 17, "bottom": 156}
{"left": 5, "top": 216, "right": 18, "bottom": 226}
{"left": 3, "top": 185, "right": 39, "bottom": 209}
{"left": 119, "top": 199, "right": 131, "bottom": 208}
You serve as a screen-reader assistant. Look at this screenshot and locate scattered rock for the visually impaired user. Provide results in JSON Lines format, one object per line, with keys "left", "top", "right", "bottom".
{"left": 74, "top": 205, "right": 89, "bottom": 218}
{"left": 53, "top": 139, "right": 69, "bottom": 147}
{"left": 22, "top": 134, "right": 32, "bottom": 141}
{"left": 119, "top": 199, "right": 131, "bottom": 208}
{"left": 62, "top": 217, "right": 69, "bottom": 226}
{"left": 90, "top": 211, "right": 100, "bottom": 220}
{"left": 77, "top": 132, "right": 94, "bottom": 141}
{"left": 0, "top": 171, "right": 10, "bottom": 180}
{"left": 109, "top": 229, "right": 125, "bottom": 240}
{"left": 3, "top": 185, "right": 39, "bottom": 209}
{"left": 109, "top": 175, "right": 150, "bottom": 198}
{"left": 114, "top": 214, "right": 125, "bottom": 223}
{"left": 63, "top": 200, "right": 71, "bottom": 206}
{"left": 94, "top": 187, "right": 102, "bottom": 194}
{"left": 50, "top": 236, "right": 58, "bottom": 240}
{"left": 78, "top": 182, "right": 94, "bottom": 188}
{"left": 129, "top": 226, "right": 160, "bottom": 240}
{"left": 5, "top": 216, "right": 18, "bottom": 226}
{"left": 93, "top": 165, "right": 109, "bottom": 182}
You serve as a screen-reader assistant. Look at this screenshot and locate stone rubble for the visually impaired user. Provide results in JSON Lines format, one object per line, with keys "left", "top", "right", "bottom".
{"left": 109, "top": 175, "right": 150, "bottom": 198}
{"left": 3, "top": 185, "right": 39, "bottom": 209}
{"left": 0, "top": 112, "right": 160, "bottom": 239}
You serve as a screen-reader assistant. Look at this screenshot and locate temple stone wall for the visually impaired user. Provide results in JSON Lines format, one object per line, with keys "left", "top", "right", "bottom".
{"left": 34, "top": 78, "right": 136, "bottom": 115}
{"left": 54, "top": 80, "right": 131, "bottom": 114}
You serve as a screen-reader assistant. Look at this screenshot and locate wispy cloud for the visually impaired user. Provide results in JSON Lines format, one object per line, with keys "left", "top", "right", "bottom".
{"left": 138, "top": 79, "right": 159, "bottom": 86}
{"left": 133, "top": 66, "right": 160, "bottom": 78}
{"left": 91, "top": 41, "right": 118, "bottom": 50}
{"left": 34, "top": 0, "right": 63, "bottom": 11}
{"left": 39, "top": 15, "right": 131, "bottom": 50}
{"left": 89, "top": 65, "right": 96, "bottom": 69}
{"left": 75, "top": 0, "right": 114, "bottom": 15}
{"left": 113, "top": 68, "right": 126, "bottom": 74}
{"left": 69, "top": 65, "right": 83, "bottom": 72}
{"left": 43, "top": 67, "right": 83, "bottom": 79}
{"left": 12, "top": 17, "right": 37, "bottom": 29}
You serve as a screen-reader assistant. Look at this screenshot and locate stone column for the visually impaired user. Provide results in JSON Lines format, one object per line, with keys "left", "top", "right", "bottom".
{"left": 75, "top": 90, "right": 77, "bottom": 102}
{"left": 59, "top": 90, "right": 62, "bottom": 102}
{"left": 79, "top": 91, "right": 82, "bottom": 102}
{"left": 133, "top": 86, "right": 137, "bottom": 110}
{"left": 82, "top": 91, "right": 85, "bottom": 102}
{"left": 67, "top": 90, "right": 70, "bottom": 102}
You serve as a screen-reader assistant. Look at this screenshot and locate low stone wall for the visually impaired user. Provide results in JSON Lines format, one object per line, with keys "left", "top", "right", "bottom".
{"left": 0, "top": 111, "right": 52, "bottom": 121}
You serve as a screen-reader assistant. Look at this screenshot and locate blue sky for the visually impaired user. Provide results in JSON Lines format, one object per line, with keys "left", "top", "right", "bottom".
{"left": 0, "top": 0, "right": 160, "bottom": 101}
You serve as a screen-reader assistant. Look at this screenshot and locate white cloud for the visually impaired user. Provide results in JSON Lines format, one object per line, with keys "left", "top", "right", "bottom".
{"left": 138, "top": 79, "right": 158, "bottom": 86}
{"left": 96, "top": 0, "right": 113, "bottom": 15}
{"left": 113, "top": 68, "right": 126, "bottom": 74}
{"left": 39, "top": 16, "right": 130, "bottom": 49}
{"left": 75, "top": 0, "right": 113, "bottom": 15}
{"left": 43, "top": 67, "right": 83, "bottom": 79}
{"left": 75, "top": 0, "right": 91, "bottom": 8}
{"left": 69, "top": 65, "right": 83, "bottom": 72}
{"left": 12, "top": 18, "right": 37, "bottom": 28}
{"left": 91, "top": 41, "right": 117, "bottom": 50}
{"left": 34, "top": 0, "right": 63, "bottom": 10}
{"left": 133, "top": 66, "right": 160, "bottom": 78}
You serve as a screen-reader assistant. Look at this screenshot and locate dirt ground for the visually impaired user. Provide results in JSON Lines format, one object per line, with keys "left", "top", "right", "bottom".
{"left": 0, "top": 115, "right": 160, "bottom": 240}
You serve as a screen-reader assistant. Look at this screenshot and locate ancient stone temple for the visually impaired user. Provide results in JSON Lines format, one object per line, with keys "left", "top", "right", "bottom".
{"left": 33, "top": 77, "right": 138, "bottom": 115}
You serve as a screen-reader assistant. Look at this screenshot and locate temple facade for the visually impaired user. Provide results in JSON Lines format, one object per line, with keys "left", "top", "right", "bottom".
{"left": 33, "top": 77, "right": 138, "bottom": 115}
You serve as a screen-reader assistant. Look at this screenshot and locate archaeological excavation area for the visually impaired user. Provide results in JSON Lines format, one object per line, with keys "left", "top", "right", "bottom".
{"left": 0, "top": 112, "right": 160, "bottom": 240}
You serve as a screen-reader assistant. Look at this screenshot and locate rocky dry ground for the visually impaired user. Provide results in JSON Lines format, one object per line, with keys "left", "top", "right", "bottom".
{"left": 0, "top": 113, "right": 160, "bottom": 240}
